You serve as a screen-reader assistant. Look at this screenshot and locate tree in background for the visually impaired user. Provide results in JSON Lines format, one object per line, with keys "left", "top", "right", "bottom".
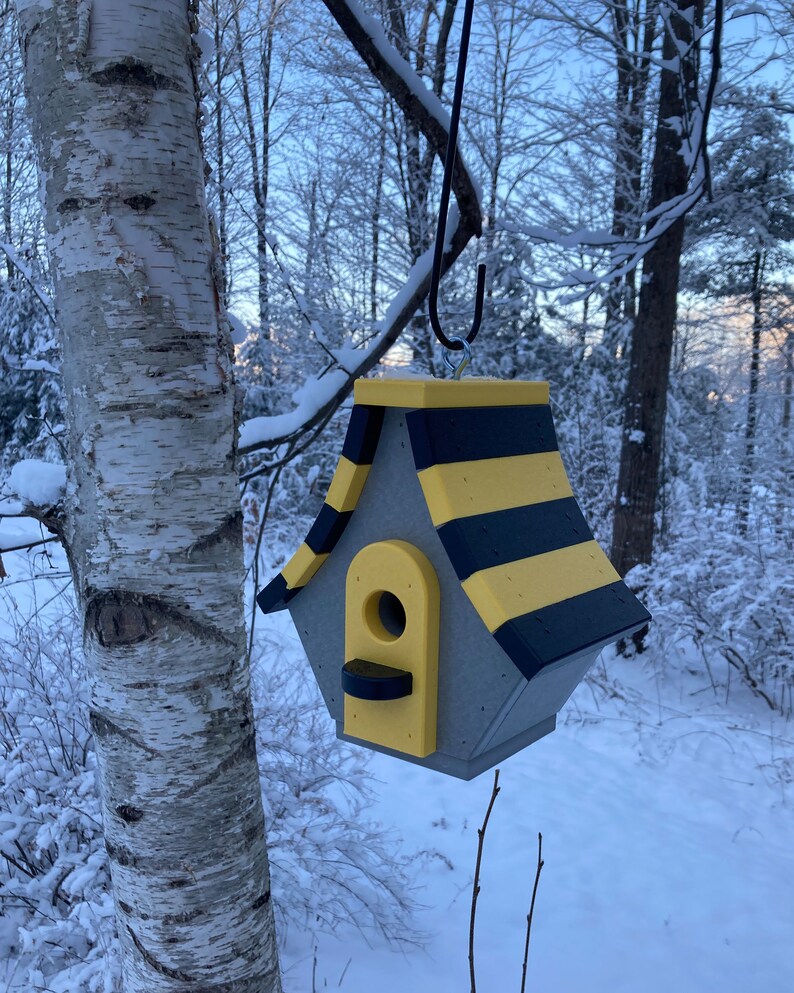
{"left": 685, "top": 93, "right": 794, "bottom": 531}
{"left": 610, "top": 0, "right": 706, "bottom": 580}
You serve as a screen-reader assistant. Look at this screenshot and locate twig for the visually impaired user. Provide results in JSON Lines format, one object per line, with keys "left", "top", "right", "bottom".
{"left": 519, "top": 832, "right": 544, "bottom": 993}
{"left": 338, "top": 956, "right": 352, "bottom": 986}
{"left": 246, "top": 462, "right": 285, "bottom": 666}
{"left": 0, "top": 535, "right": 60, "bottom": 555}
{"left": 0, "top": 244, "right": 55, "bottom": 323}
{"left": 469, "top": 768, "right": 500, "bottom": 993}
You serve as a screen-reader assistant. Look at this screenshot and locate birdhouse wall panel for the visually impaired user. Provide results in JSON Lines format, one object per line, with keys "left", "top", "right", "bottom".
{"left": 476, "top": 648, "right": 600, "bottom": 755}
{"left": 349, "top": 410, "right": 530, "bottom": 759}
{"left": 289, "top": 408, "right": 532, "bottom": 765}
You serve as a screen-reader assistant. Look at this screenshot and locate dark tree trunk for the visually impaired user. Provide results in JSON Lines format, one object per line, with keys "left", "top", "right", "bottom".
{"left": 610, "top": 0, "right": 704, "bottom": 576}
{"left": 603, "top": 0, "right": 655, "bottom": 354}
{"left": 737, "top": 249, "right": 765, "bottom": 532}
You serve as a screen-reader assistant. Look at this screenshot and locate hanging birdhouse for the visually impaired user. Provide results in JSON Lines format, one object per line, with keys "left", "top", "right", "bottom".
{"left": 257, "top": 377, "right": 650, "bottom": 780}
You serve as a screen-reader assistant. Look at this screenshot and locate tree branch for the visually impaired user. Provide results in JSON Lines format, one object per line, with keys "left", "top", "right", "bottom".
{"left": 238, "top": 0, "right": 485, "bottom": 458}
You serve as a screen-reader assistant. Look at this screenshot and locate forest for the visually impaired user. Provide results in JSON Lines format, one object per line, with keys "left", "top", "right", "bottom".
{"left": 0, "top": 0, "right": 792, "bottom": 991}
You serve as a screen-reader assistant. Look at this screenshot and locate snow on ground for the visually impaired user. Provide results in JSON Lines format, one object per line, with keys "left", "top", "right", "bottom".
{"left": 1, "top": 536, "right": 792, "bottom": 992}
{"left": 270, "top": 614, "right": 794, "bottom": 993}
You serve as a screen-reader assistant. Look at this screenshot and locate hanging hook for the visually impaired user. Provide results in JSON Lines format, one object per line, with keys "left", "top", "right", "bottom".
{"left": 428, "top": 0, "right": 486, "bottom": 355}
{"left": 442, "top": 336, "right": 472, "bottom": 380}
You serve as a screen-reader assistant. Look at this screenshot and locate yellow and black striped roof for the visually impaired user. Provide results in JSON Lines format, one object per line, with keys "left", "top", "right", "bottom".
{"left": 257, "top": 377, "right": 650, "bottom": 681}
{"left": 255, "top": 400, "right": 384, "bottom": 614}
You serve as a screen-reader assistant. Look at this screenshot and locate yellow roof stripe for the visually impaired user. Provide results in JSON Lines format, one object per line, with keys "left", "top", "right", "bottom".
{"left": 417, "top": 452, "right": 573, "bottom": 527}
{"left": 354, "top": 377, "right": 549, "bottom": 409}
{"left": 282, "top": 543, "right": 329, "bottom": 591}
{"left": 325, "top": 457, "right": 370, "bottom": 513}
{"left": 461, "top": 540, "right": 621, "bottom": 632}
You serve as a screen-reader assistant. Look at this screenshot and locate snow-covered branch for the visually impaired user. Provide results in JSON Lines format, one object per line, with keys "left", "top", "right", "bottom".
{"left": 0, "top": 243, "right": 55, "bottom": 323}
{"left": 0, "top": 460, "right": 66, "bottom": 542}
{"left": 238, "top": 220, "right": 473, "bottom": 455}
{"left": 321, "top": 0, "right": 483, "bottom": 232}
{"left": 238, "top": 0, "right": 485, "bottom": 458}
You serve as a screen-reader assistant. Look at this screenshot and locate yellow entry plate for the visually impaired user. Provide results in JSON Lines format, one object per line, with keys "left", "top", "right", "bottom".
{"left": 344, "top": 540, "right": 440, "bottom": 757}
{"left": 354, "top": 377, "right": 549, "bottom": 409}
{"left": 462, "top": 539, "right": 620, "bottom": 632}
{"left": 417, "top": 451, "right": 573, "bottom": 526}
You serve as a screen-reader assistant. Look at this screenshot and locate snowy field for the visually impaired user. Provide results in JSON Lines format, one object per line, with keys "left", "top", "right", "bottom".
{"left": 274, "top": 613, "right": 794, "bottom": 993}
{"left": 1, "top": 527, "right": 792, "bottom": 993}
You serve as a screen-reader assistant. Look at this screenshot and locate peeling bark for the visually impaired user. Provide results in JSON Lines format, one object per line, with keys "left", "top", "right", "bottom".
{"left": 14, "top": 1, "right": 282, "bottom": 989}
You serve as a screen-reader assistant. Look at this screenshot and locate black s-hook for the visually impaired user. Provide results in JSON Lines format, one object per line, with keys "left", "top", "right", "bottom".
{"left": 428, "top": 0, "right": 485, "bottom": 355}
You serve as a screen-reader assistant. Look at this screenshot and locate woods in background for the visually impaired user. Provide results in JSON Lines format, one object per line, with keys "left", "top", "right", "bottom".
{"left": 1, "top": 2, "right": 793, "bottom": 990}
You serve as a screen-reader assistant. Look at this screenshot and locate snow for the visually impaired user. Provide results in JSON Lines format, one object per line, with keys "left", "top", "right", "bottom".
{"left": 227, "top": 311, "right": 249, "bottom": 346}
{"left": 238, "top": 369, "right": 350, "bottom": 449}
{"left": 20, "top": 358, "right": 59, "bottom": 373}
{"left": 343, "top": 0, "right": 451, "bottom": 133}
{"left": 2, "top": 532, "right": 793, "bottom": 992}
{"left": 7, "top": 459, "right": 66, "bottom": 508}
{"left": 194, "top": 27, "right": 215, "bottom": 67}
{"left": 628, "top": 429, "right": 646, "bottom": 444}
{"left": 0, "top": 516, "right": 50, "bottom": 553}
{"left": 237, "top": 223, "right": 461, "bottom": 452}
{"left": 273, "top": 617, "right": 794, "bottom": 993}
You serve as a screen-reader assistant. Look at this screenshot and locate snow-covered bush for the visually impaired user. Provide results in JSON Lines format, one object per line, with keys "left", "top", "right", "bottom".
{"left": 636, "top": 509, "right": 794, "bottom": 716}
{"left": 0, "top": 280, "right": 62, "bottom": 469}
{"left": 0, "top": 575, "right": 420, "bottom": 992}
{"left": 0, "top": 585, "right": 116, "bottom": 993}
{"left": 252, "top": 625, "right": 420, "bottom": 946}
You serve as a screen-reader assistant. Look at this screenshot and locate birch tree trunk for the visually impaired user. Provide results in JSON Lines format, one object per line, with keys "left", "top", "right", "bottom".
{"left": 15, "top": 1, "right": 282, "bottom": 990}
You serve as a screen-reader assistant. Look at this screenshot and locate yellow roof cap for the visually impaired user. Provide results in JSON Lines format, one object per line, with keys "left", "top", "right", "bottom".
{"left": 353, "top": 377, "right": 549, "bottom": 409}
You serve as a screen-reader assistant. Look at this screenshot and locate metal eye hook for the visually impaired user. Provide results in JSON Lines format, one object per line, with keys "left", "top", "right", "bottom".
{"left": 428, "top": 0, "right": 486, "bottom": 355}
{"left": 443, "top": 336, "right": 472, "bottom": 380}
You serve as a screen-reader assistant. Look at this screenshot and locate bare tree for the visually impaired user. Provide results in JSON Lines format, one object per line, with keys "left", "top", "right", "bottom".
{"left": 610, "top": 0, "right": 706, "bottom": 579}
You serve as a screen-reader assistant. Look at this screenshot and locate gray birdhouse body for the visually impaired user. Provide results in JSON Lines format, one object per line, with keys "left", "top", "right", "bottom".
{"left": 257, "top": 378, "right": 650, "bottom": 780}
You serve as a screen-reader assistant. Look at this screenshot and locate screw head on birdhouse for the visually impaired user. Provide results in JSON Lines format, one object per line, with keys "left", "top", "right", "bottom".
{"left": 257, "top": 377, "right": 650, "bottom": 780}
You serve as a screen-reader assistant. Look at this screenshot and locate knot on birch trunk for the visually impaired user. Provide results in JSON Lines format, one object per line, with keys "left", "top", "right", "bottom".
{"left": 87, "top": 591, "right": 161, "bottom": 646}
{"left": 90, "top": 58, "right": 183, "bottom": 92}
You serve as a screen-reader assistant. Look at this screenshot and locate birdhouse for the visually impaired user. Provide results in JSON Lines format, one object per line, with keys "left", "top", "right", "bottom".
{"left": 257, "top": 378, "right": 650, "bottom": 780}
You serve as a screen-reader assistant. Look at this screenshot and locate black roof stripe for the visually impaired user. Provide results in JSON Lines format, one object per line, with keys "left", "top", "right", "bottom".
{"left": 306, "top": 505, "right": 353, "bottom": 555}
{"left": 492, "top": 581, "right": 651, "bottom": 680}
{"left": 256, "top": 574, "right": 300, "bottom": 614}
{"left": 436, "top": 497, "right": 594, "bottom": 581}
{"left": 342, "top": 404, "right": 385, "bottom": 464}
{"left": 406, "top": 404, "right": 558, "bottom": 471}
{"left": 256, "top": 404, "right": 384, "bottom": 615}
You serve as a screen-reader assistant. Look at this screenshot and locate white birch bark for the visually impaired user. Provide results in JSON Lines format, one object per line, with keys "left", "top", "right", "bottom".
{"left": 14, "top": 1, "right": 282, "bottom": 989}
